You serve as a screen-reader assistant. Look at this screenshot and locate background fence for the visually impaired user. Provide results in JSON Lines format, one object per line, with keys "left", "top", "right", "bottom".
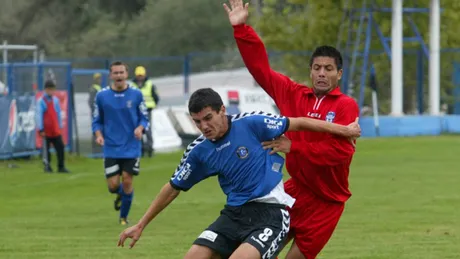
{"left": 48, "top": 48, "right": 460, "bottom": 115}
{"left": 1, "top": 48, "right": 460, "bottom": 159}
{"left": 0, "top": 62, "right": 73, "bottom": 159}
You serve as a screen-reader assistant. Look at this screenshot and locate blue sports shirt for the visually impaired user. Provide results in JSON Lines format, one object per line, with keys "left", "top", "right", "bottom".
{"left": 92, "top": 85, "right": 149, "bottom": 158}
{"left": 170, "top": 111, "right": 291, "bottom": 207}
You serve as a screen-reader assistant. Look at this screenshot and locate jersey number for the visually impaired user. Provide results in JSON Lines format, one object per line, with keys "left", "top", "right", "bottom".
{"left": 258, "top": 228, "right": 273, "bottom": 242}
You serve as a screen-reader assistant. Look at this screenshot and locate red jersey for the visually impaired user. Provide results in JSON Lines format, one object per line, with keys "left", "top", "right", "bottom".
{"left": 234, "top": 24, "right": 359, "bottom": 203}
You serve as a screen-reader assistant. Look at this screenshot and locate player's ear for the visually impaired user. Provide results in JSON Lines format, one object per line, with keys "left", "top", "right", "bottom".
{"left": 220, "top": 105, "right": 226, "bottom": 114}
{"left": 337, "top": 69, "right": 343, "bottom": 81}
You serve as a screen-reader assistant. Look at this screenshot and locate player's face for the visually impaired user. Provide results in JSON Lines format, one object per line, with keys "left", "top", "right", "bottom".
{"left": 135, "top": 75, "right": 145, "bottom": 82}
{"left": 310, "top": 56, "right": 342, "bottom": 96}
{"left": 191, "top": 106, "right": 227, "bottom": 140}
{"left": 45, "top": 88, "right": 55, "bottom": 96}
{"left": 110, "top": 65, "right": 128, "bottom": 88}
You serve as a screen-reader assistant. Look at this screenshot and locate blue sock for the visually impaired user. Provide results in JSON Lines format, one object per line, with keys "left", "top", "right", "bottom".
{"left": 117, "top": 183, "right": 123, "bottom": 195}
{"left": 120, "top": 190, "right": 133, "bottom": 219}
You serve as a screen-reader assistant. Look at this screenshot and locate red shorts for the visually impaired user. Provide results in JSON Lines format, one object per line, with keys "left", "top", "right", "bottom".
{"left": 284, "top": 179, "right": 345, "bottom": 259}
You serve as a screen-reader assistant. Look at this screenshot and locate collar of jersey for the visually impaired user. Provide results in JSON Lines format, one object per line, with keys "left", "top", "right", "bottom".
{"left": 110, "top": 85, "right": 130, "bottom": 93}
{"left": 210, "top": 116, "right": 232, "bottom": 143}
{"left": 305, "top": 86, "right": 342, "bottom": 96}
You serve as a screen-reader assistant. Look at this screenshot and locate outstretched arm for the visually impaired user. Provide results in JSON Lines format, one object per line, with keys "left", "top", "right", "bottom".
{"left": 263, "top": 99, "right": 360, "bottom": 166}
{"left": 118, "top": 139, "right": 211, "bottom": 249}
{"left": 288, "top": 117, "right": 360, "bottom": 138}
{"left": 224, "top": 0, "right": 303, "bottom": 105}
{"left": 118, "top": 183, "right": 180, "bottom": 248}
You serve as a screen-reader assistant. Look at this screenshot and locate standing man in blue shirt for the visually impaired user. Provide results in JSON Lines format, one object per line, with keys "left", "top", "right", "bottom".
{"left": 117, "top": 88, "right": 360, "bottom": 258}
{"left": 92, "top": 61, "right": 150, "bottom": 226}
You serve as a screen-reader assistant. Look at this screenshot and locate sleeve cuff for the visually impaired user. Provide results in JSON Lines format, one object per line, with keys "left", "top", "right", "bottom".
{"left": 92, "top": 126, "right": 101, "bottom": 133}
{"left": 282, "top": 118, "right": 290, "bottom": 135}
{"left": 169, "top": 180, "right": 187, "bottom": 192}
{"left": 232, "top": 24, "right": 248, "bottom": 37}
{"left": 140, "top": 122, "right": 149, "bottom": 130}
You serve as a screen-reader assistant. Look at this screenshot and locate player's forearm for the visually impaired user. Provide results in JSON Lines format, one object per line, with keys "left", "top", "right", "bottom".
{"left": 137, "top": 183, "right": 180, "bottom": 230}
{"left": 289, "top": 117, "right": 352, "bottom": 137}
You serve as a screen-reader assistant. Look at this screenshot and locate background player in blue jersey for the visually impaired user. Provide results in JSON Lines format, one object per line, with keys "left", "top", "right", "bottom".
{"left": 117, "top": 88, "right": 360, "bottom": 258}
{"left": 92, "top": 61, "right": 150, "bottom": 225}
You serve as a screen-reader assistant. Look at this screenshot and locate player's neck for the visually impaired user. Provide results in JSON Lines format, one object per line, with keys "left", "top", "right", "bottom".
{"left": 213, "top": 117, "right": 230, "bottom": 141}
{"left": 111, "top": 83, "right": 128, "bottom": 92}
{"left": 313, "top": 87, "right": 334, "bottom": 98}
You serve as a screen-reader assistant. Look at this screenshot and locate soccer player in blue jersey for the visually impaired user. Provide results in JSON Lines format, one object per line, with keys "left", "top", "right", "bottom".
{"left": 92, "top": 61, "right": 150, "bottom": 225}
{"left": 118, "top": 88, "right": 360, "bottom": 258}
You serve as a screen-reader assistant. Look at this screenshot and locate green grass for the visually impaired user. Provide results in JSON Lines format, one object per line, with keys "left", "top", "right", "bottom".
{"left": 0, "top": 136, "right": 459, "bottom": 258}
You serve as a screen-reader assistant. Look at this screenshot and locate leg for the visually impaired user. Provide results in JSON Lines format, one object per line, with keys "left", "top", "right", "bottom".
{"left": 284, "top": 193, "right": 345, "bottom": 259}
{"left": 43, "top": 136, "right": 52, "bottom": 173}
{"left": 119, "top": 171, "right": 133, "bottom": 224}
{"left": 184, "top": 245, "right": 222, "bottom": 259}
{"left": 192, "top": 208, "right": 241, "bottom": 259}
{"left": 284, "top": 242, "right": 305, "bottom": 259}
{"left": 53, "top": 135, "right": 68, "bottom": 172}
{"left": 236, "top": 204, "right": 291, "bottom": 259}
{"left": 104, "top": 158, "right": 123, "bottom": 211}
{"left": 46, "top": 137, "right": 53, "bottom": 171}
{"left": 118, "top": 158, "right": 140, "bottom": 224}
{"left": 229, "top": 243, "right": 260, "bottom": 259}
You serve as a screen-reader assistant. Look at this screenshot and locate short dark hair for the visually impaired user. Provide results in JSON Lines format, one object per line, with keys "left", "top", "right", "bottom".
{"left": 44, "top": 80, "right": 56, "bottom": 89}
{"left": 309, "top": 45, "right": 343, "bottom": 70}
{"left": 110, "top": 61, "right": 128, "bottom": 72}
{"left": 188, "top": 88, "right": 224, "bottom": 114}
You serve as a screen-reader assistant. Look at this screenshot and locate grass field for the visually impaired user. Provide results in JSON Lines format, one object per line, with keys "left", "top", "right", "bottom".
{"left": 1, "top": 136, "right": 459, "bottom": 259}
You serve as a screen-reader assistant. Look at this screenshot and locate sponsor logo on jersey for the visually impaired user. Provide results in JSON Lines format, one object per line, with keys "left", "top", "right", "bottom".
{"left": 264, "top": 118, "right": 283, "bottom": 130}
{"left": 307, "top": 112, "right": 321, "bottom": 118}
{"left": 216, "top": 141, "right": 231, "bottom": 152}
{"left": 176, "top": 162, "right": 192, "bottom": 181}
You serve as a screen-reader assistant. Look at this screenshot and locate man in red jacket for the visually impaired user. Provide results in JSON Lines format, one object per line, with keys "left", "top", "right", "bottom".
{"left": 224, "top": 1, "right": 360, "bottom": 258}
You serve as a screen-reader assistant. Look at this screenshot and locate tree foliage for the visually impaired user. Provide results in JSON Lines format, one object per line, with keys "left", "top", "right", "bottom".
{"left": 1, "top": 0, "right": 459, "bottom": 113}
{"left": 255, "top": 0, "right": 460, "bottom": 113}
{"left": 0, "top": 0, "right": 232, "bottom": 59}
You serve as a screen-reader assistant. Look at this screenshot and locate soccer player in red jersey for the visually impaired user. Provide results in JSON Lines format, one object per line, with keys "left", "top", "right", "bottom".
{"left": 224, "top": 1, "right": 360, "bottom": 258}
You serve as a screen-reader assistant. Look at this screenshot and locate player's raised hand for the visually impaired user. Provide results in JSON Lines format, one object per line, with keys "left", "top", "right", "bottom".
{"left": 223, "top": 0, "right": 249, "bottom": 26}
{"left": 118, "top": 224, "right": 143, "bottom": 249}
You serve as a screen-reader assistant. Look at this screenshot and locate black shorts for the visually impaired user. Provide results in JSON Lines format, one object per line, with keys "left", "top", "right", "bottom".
{"left": 193, "top": 202, "right": 290, "bottom": 259}
{"left": 103, "top": 158, "right": 140, "bottom": 178}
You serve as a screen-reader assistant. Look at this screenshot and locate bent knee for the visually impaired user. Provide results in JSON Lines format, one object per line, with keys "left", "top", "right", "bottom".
{"left": 107, "top": 181, "right": 120, "bottom": 193}
{"left": 184, "top": 245, "right": 219, "bottom": 259}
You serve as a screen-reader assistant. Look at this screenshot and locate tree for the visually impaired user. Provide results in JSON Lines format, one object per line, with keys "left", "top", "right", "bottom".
{"left": 255, "top": 0, "right": 460, "bottom": 114}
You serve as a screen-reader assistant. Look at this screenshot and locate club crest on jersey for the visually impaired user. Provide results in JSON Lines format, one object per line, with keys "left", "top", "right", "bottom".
{"left": 325, "top": 111, "right": 335, "bottom": 122}
{"left": 127, "top": 100, "right": 132, "bottom": 108}
{"left": 236, "top": 146, "right": 249, "bottom": 159}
